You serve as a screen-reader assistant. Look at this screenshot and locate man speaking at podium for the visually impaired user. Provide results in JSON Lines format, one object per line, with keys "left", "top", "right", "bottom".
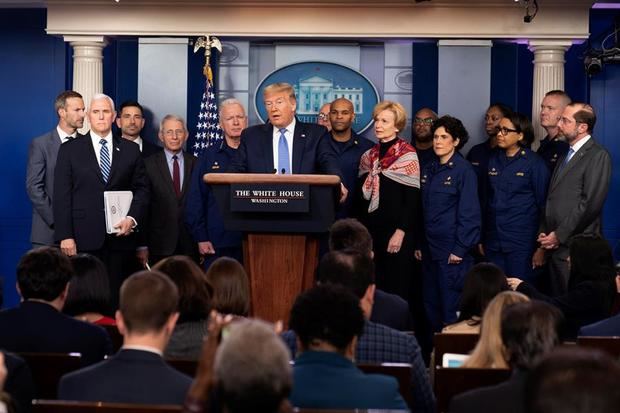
{"left": 230, "top": 83, "right": 342, "bottom": 178}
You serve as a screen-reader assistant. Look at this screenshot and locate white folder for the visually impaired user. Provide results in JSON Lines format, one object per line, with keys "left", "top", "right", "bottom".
{"left": 104, "top": 191, "right": 133, "bottom": 234}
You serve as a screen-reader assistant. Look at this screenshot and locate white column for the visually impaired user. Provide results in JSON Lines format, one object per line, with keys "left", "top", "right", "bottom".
{"left": 528, "top": 40, "right": 572, "bottom": 146}
{"left": 64, "top": 35, "right": 107, "bottom": 134}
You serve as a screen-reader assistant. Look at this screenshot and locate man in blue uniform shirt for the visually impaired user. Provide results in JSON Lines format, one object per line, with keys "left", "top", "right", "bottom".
{"left": 326, "top": 98, "right": 374, "bottom": 218}
{"left": 185, "top": 99, "right": 247, "bottom": 268}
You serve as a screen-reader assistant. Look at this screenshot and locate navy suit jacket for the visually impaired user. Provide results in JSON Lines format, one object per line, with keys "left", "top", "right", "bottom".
{"left": 58, "top": 349, "right": 192, "bottom": 404}
{"left": 371, "top": 289, "right": 414, "bottom": 331}
{"left": 230, "top": 120, "right": 340, "bottom": 175}
{"left": 579, "top": 313, "right": 620, "bottom": 337}
{"left": 0, "top": 301, "right": 111, "bottom": 366}
{"left": 449, "top": 370, "right": 525, "bottom": 413}
{"left": 53, "top": 134, "right": 149, "bottom": 251}
{"left": 290, "top": 351, "right": 407, "bottom": 410}
{"left": 141, "top": 139, "right": 162, "bottom": 158}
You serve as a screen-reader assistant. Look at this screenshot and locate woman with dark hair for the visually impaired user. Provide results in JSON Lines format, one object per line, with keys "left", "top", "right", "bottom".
{"left": 64, "top": 253, "right": 115, "bottom": 326}
{"left": 443, "top": 263, "right": 509, "bottom": 333}
{"left": 467, "top": 103, "right": 513, "bottom": 182}
{"left": 205, "top": 257, "right": 250, "bottom": 317}
{"left": 152, "top": 256, "right": 212, "bottom": 359}
{"left": 484, "top": 112, "right": 550, "bottom": 282}
{"left": 416, "top": 115, "right": 481, "bottom": 331}
{"left": 356, "top": 101, "right": 420, "bottom": 301}
{"left": 508, "top": 234, "right": 616, "bottom": 338}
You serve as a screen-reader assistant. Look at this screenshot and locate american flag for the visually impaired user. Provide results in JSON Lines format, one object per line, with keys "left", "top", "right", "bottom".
{"left": 192, "top": 78, "right": 222, "bottom": 157}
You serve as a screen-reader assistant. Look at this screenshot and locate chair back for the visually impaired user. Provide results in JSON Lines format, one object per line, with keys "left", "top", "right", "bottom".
{"left": 358, "top": 363, "right": 413, "bottom": 409}
{"left": 32, "top": 400, "right": 182, "bottom": 413}
{"left": 433, "top": 333, "right": 479, "bottom": 367}
{"left": 18, "top": 353, "right": 82, "bottom": 399}
{"left": 577, "top": 336, "right": 620, "bottom": 358}
{"left": 434, "top": 367, "right": 511, "bottom": 413}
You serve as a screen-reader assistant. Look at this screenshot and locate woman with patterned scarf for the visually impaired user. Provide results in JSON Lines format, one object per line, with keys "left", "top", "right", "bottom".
{"left": 357, "top": 101, "right": 420, "bottom": 302}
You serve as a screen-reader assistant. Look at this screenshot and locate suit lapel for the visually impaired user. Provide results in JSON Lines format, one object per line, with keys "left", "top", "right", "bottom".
{"left": 106, "top": 136, "right": 123, "bottom": 185}
{"left": 292, "top": 121, "right": 306, "bottom": 174}
{"left": 155, "top": 151, "right": 176, "bottom": 197}
{"left": 549, "top": 138, "right": 594, "bottom": 191}
{"left": 84, "top": 132, "right": 106, "bottom": 184}
{"left": 261, "top": 123, "right": 275, "bottom": 173}
{"left": 181, "top": 151, "right": 194, "bottom": 196}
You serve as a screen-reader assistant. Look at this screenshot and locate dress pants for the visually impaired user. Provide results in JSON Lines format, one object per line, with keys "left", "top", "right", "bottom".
{"left": 486, "top": 248, "right": 534, "bottom": 282}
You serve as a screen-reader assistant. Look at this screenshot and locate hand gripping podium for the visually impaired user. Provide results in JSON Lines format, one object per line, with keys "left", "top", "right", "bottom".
{"left": 205, "top": 173, "right": 341, "bottom": 324}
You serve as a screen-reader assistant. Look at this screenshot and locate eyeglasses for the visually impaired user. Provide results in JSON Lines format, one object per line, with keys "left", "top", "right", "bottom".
{"left": 497, "top": 126, "right": 519, "bottom": 135}
{"left": 318, "top": 112, "right": 329, "bottom": 121}
{"left": 164, "top": 129, "right": 185, "bottom": 137}
{"left": 414, "top": 118, "right": 434, "bottom": 125}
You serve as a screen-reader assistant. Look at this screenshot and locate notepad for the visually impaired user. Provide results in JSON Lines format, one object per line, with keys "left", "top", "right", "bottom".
{"left": 104, "top": 191, "right": 133, "bottom": 234}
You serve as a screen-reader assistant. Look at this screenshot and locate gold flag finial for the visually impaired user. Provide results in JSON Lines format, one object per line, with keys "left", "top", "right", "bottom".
{"left": 194, "top": 35, "right": 223, "bottom": 83}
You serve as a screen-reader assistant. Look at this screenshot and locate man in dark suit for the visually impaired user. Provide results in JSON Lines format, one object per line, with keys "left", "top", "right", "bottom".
{"left": 450, "top": 301, "right": 561, "bottom": 413}
{"left": 536, "top": 103, "right": 612, "bottom": 294}
{"left": 328, "top": 218, "right": 413, "bottom": 331}
{"left": 288, "top": 284, "right": 408, "bottom": 410}
{"left": 53, "top": 93, "right": 149, "bottom": 306}
{"left": 58, "top": 270, "right": 192, "bottom": 404}
{"left": 137, "top": 114, "right": 197, "bottom": 267}
{"left": 230, "top": 83, "right": 344, "bottom": 192}
{"left": 0, "top": 247, "right": 111, "bottom": 366}
{"left": 282, "top": 250, "right": 435, "bottom": 413}
{"left": 115, "top": 100, "right": 161, "bottom": 158}
{"left": 26, "top": 90, "right": 85, "bottom": 247}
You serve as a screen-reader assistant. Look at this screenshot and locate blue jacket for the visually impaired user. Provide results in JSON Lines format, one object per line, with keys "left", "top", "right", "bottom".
{"left": 185, "top": 140, "right": 241, "bottom": 248}
{"left": 328, "top": 131, "right": 374, "bottom": 218}
{"left": 290, "top": 350, "right": 408, "bottom": 410}
{"left": 578, "top": 313, "right": 620, "bottom": 337}
{"left": 537, "top": 135, "right": 569, "bottom": 173}
{"left": 421, "top": 153, "right": 481, "bottom": 260}
{"left": 485, "top": 148, "right": 549, "bottom": 252}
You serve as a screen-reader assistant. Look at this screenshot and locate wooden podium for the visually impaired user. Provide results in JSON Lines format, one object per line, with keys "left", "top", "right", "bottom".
{"left": 204, "top": 173, "right": 340, "bottom": 324}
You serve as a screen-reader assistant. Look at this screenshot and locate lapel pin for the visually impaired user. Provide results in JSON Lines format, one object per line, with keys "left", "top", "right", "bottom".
{"left": 115, "top": 147, "right": 120, "bottom": 151}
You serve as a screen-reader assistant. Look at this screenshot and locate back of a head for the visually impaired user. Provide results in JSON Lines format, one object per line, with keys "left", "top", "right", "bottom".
{"left": 527, "top": 347, "right": 620, "bottom": 413}
{"left": 214, "top": 319, "right": 292, "bottom": 413}
{"left": 316, "top": 249, "right": 375, "bottom": 299}
{"left": 205, "top": 257, "right": 250, "bottom": 317}
{"left": 328, "top": 218, "right": 373, "bottom": 255}
{"left": 501, "top": 300, "right": 561, "bottom": 370}
{"left": 63, "top": 253, "right": 111, "bottom": 316}
{"left": 16, "top": 247, "right": 74, "bottom": 302}
{"left": 152, "top": 255, "right": 211, "bottom": 323}
{"left": 289, "top": 284, "right": 365, "bottom": 352}
{"left": 458, "top": 263, "right": 509, "bottom": 321}
{"left": 462, "top": 291, "right": 529, "bottom": 368}
{"left": 119, "top": 270, "right": 179, "bottom": 334}
{"left": 568, "top": 234, "right": 615, "bottom": 287}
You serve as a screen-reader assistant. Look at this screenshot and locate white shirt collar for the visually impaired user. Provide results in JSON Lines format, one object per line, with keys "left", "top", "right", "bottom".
{"left": 121, "top": 344, "right": 163, "bottom": 356}
{"left": 570, "top": 134, "right": 591, "bottom": 154}
{"left": 56, "top": 126, "right": 77, "bottom": 143}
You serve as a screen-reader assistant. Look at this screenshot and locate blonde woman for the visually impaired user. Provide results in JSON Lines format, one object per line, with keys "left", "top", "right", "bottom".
{"left": 462, "top": 291, "right": 529, "bottom": 369}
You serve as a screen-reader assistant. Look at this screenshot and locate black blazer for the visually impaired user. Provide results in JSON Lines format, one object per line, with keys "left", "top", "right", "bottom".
{"left": 58, "top": 349, "right": 192, "bottom": 404}
{"left": 449, "top": 370, "right": 526, "bottom": 413}
{"left": 371, "top": 289, "right": 414, "bottom": 331}
{"left": 53, "top": 134, "right": 149, "bottom": 251}
{"left": 0, "top": 301, "right": 111, "bottom": 366}
{"left": 142, "top": 150, "right": 196, "bottom": 256}
{"left": 230, "top": 120, "right": 340, "bottom": 175}
{"left": 141, "top": 139, "right": 162, "bottom": 158}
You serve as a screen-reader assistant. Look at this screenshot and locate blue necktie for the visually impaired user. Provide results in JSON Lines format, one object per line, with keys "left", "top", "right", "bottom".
{"left": 278, "top": 128, "right": 290, "bottom": 174}
{"left": 99, "top": 139, "right": 111, "bottom": 182}
{"left": 559, "top": 147, "right": 575, "bottom": 172}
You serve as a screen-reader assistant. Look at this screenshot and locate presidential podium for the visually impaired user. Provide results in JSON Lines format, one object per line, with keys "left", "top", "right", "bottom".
{"left": 204, "top": 173, "right": 340, "bottom": 324}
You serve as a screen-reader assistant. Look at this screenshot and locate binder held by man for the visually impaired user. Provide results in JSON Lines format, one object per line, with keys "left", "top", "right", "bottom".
{"left": 104, "top": 191, "right": 133, "bottom": 234}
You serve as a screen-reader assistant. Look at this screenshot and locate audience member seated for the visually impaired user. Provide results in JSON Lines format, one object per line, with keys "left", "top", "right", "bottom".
{"left": 183, "top": 316, "right": 292, "bottom": 413}
{"left": 450, "top": 301, "right": 561, "bottom": 413}
{"left": 443, "top": 263, "right": 509, "bottom": 334}
{"left": 205, "top": 257, "right": 250, "bottom": 317}
{"left": 508, "top": 234, "right": 616, "bottom": 338}
{"left": 579, "top": 263, "right": 620, "bottom": 336}
{"left": 1, "top": 353, "right": 10, "bottom": 413}
{"left": 525, "top": 347, "right": 620, "bottom": 413}
{"left": 329, "top": 218, "right": 413, "bottom": 331}
{"left": 462, "top": 291, "right": 529, "bottom": 368}
{"left": 289, "top": 284, "right": 407, "bottom": 410}
{"left": 282, "top": 250, "right": 435, "bottom": 413}
{"left": 58, "top": 270, "right": 192, "bottom": 404}
{"left": 63, "top": 254, "right": 115, "bottom": 326}
{"left": 152, "top": 256, "right": 212, "bottom": 359}
{"left": 2, "top": 351, "right": 34, "bottom": 413}
{"left": 0, "top": 247, "right": 111, "bottom": 366}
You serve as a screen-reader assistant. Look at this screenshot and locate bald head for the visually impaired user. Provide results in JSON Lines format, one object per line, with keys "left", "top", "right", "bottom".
{"left": 329, "top": 98, "right": 355, "bottom": 138}
{"left": 414, "top": 107, "right": 438, "bottom": 143}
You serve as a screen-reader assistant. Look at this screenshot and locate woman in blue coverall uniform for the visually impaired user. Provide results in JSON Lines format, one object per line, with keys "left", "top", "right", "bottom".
{"left": 483, "top": 112, "right": 549, "bottom": 282}
{"left": 416, "top": 116, "right": 481, "bottom": 331}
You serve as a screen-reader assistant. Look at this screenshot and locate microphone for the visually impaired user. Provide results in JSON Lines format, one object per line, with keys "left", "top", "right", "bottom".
{"left": 272, "top": 169, "right": 277, "bottom": 174}
{"left": 281, "top": 168, "right": 287, "bottom": 175}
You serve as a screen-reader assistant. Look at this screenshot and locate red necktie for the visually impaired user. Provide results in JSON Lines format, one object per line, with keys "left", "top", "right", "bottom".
{"left": 172, "top": 155, "right": 181, "bottom": 197}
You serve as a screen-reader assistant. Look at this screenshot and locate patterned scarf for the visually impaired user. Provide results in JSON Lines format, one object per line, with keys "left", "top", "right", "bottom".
{"left": 359, "top": 138, "right": 420, "bottom": 213}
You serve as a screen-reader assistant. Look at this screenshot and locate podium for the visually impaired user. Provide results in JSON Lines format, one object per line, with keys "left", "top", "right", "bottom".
{"left": 205, "top": 173, "right": 340, "bottom": 324}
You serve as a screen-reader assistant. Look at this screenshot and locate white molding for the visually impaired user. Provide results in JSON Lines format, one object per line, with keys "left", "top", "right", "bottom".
{"left": 437, "top": 40, "right": 493, "bottom": 47}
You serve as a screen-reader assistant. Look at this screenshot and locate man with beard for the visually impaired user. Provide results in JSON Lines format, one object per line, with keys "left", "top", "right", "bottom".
{"left": 537, "top": 103, "right": 611, "bottom": 294}
{"left": 327, "top": 98, "right": 373, "bottom": 218}
{"left": 412, "top": 107, "right": 438, "bottom": 170}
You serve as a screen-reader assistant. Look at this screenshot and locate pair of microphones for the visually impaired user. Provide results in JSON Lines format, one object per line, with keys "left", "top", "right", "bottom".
{"left": 272, "top": 168, "right": 288, "bottom": 174}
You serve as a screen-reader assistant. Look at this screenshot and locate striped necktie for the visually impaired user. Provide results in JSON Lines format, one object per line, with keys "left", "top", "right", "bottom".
{"left": 99, "top": 139, "right": 111, "bottom": 182}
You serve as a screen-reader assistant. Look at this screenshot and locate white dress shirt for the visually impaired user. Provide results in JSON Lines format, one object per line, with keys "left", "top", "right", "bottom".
{"left": 56, "top": 126, "right": 77, "bottom": 143}
{"left": 90, "top": 131, "right": 114, "bottom": 166}
{"left": 272, "top": 118, "right": 295, "bottom": 174}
